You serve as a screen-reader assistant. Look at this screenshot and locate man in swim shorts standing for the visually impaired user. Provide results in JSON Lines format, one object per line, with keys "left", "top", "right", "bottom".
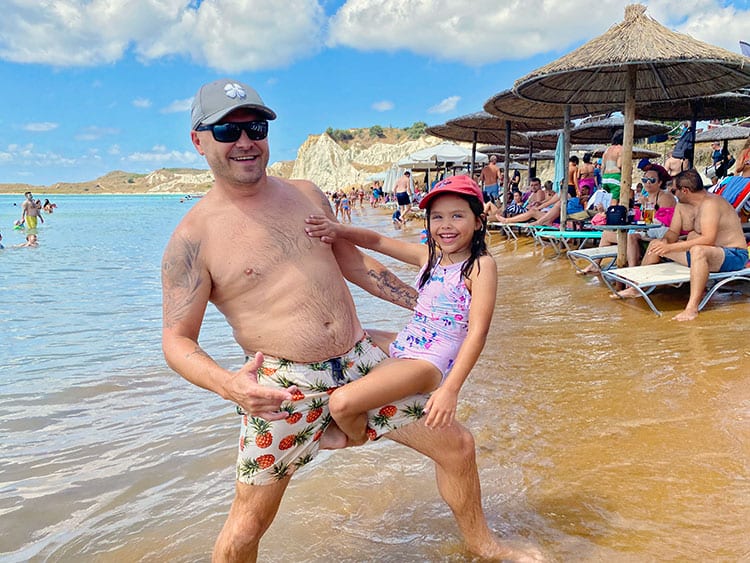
{"left": 393, "top": 170, "right": 412, "bottom": 216}
{"left": 20, "top": 191, "right": 44, "bottom": 230}
{"left": 480, "top": 154, "right": 501, "bottom": 203}
{"left": 619, "top": 169, "right": 748, "bottom": 321}
{"left": 161, "top": 78, "right": 538, "bottom": 562}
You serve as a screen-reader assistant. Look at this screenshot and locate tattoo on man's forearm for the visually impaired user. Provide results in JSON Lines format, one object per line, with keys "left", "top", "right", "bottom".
{"left": 186, "top": 345, "right": 210, "bottom": 360}
{"left": 162, "top": 238, "right": 203, "bottom": 327}
{"left": 368, "top": 269, "right": 417, "bottom": 309}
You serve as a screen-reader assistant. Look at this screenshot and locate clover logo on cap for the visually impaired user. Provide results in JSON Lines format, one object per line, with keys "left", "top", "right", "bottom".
{"left": 224, "top": 83, "right": 246, "bottom": 100}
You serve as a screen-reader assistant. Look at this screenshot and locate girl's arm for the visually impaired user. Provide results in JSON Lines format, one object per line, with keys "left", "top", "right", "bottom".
{"left": 423, "top": 254, "right": 498, "bottom": 428}
{"left": 305, "top": 214, "right": 426, "bottom": 267}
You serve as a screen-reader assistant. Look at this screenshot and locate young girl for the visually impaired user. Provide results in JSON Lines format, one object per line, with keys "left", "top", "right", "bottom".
{"left": 304, "top": 175, "right": 497, "bottom": 447}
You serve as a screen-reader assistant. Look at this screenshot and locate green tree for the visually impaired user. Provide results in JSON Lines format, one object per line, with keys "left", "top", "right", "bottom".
{"left": 369, "top": 125, "right": 385, "bottom": 138}
{"left": 405, "top": 121, "right": 427, "bottom": 139}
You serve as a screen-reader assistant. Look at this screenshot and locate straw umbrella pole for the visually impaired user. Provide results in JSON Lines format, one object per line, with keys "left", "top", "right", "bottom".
{"left": 513, "top": 3, "right": 750, "bottom": 265}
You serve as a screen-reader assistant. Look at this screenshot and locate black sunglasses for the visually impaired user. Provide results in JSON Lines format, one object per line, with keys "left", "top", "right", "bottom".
{"left": 641, "top": 177, "right": 658, "bottom": 184}
{"left": 196, "top": 120, "right": 268, "bottom": 143}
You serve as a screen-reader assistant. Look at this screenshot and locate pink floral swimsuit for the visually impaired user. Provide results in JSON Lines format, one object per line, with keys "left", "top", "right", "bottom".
{"left": 389, "top": 260, "right": 471, "bottom": 379}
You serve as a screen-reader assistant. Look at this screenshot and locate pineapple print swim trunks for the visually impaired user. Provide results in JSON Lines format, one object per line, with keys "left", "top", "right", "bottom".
{"left": 236, "top": 332, "right": 429, "bottom": 485}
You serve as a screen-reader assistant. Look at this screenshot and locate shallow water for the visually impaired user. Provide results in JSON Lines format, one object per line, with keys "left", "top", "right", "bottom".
{"left": 1, "top": 195, "right": 749, "bottom": 561}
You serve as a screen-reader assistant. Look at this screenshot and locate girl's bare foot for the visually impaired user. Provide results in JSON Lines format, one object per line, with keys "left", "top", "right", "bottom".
{"left": 318, "top": 423, "right": 348, "bottom": 450}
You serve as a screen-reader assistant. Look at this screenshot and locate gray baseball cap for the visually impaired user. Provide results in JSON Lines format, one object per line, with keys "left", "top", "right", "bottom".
{"left": 191, "top": 78, "right": 277, "bottom": 130}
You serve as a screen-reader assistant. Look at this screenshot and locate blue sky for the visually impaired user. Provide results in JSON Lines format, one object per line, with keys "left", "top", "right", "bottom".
{"left": 0, "top": 0, "right": 748, "bottom": 186}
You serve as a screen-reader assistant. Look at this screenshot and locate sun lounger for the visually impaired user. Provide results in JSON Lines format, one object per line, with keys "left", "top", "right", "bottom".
{"left": 601, "top": 262, "right": 750, "bottom": 316}
{"left": 536, "top": 229, "right": 602, "bottom": 256}
{"left": 567, "top": 245, "right": 619, "bottom": 273}
{"left": 487, "top": 222, "right": 557, "bottom": 245}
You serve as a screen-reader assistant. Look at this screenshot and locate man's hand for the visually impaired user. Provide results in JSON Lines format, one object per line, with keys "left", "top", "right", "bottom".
{"left": 224, "top": 352, "right": 296, "bottom": 420}
{"left": 647, "top": 239, "right": 672, "bottom": 257}
{"left": 305, "top": 214, "right": 339, "bottom": 244}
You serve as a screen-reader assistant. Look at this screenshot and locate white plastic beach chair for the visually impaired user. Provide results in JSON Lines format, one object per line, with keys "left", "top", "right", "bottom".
{"left": 601, "top": 262, "right": 750, "bottom": 316}
{"left": 567, "top": 245, "right": 619, "bottom": 273}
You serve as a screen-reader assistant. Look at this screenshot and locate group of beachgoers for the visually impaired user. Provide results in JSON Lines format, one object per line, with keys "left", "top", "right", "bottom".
{"left": 1, "top": 191, "right": 55, "bottom": 250}
{"left": 477, "top": 131, "right": 750, "bottom": 322}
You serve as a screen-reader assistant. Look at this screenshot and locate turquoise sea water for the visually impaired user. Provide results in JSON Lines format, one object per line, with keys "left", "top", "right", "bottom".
{"left": 1, "top": 194, "right": 749, "bottom": 561}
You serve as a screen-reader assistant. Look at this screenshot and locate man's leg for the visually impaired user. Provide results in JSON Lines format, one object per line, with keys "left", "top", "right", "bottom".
{"left": 674, "top": 245, "right": 725, "bottom": 322}
{"left": 213, "top": 478, "right": 291, "bottom": 563}
{"left": 386, "top": 420, "right": 541, "bottom": 561}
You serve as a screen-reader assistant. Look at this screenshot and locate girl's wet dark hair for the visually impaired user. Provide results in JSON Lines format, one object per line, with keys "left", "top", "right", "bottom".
{"left": 418, "top": 193, "right": 488, "bottom": 290}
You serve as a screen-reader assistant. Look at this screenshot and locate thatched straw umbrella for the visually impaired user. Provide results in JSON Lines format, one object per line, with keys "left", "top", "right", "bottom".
{"left": 637, "top": 92, "right": 750, "bottom": 167}
{"left": 477, "top": 144, "right": 535, "bottom": 155}
{"left": 426, "top": 112, "right": 558, "bottom": 200}
{"left": 637, "top": 92, "right": 750, "bottom": 122}
{"left": 526, "top": 117, "right": 669, "bottom": 145}
{"left": 514, "top": 3, "right": 750, "bottom": 266}
{"left": 694, "top": 125, "right": 750, "bottom": 143}
{"left": 482, "top": 91, "right": 612, "bottom": 205}
{"left": 485, "top": 89, "right": 613, "bottom": 123}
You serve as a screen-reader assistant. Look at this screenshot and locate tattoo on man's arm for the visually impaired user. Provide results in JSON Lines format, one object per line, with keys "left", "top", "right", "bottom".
{"left": 368, "top": 269, "right": 417, "bottom": 310}
{"left": 185, "top": 345, "right": 210, "bottom": 361}
{"left": 162, "top": 238, "right": 203, "bottom": 328}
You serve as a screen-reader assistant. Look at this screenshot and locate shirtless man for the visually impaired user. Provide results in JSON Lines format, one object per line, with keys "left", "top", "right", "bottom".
{"left": 393, "top": 171, "right": 412, "bottom": 216}
{"left": 480, "top": 155, "right": 501, "bottom": 203}
{"left": 20, "top": 191, "right": 44, "bottom": 230}
{"left": 495, "top": 183, "right": 560, "bottom": 226}
{"left": 524, "top": 177, "right": 546, "bottom": 208}
{"left": 617, "top": 169, "right": 748, "bottom": 321}
{"left": 567, "top": 155, "right": 579, "bottom": 197}
{"left": 161, "top": 78, "right": 538, "bottom": 562}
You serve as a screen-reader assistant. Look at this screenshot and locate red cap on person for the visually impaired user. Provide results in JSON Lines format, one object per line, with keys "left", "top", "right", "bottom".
{"left": 418, "top": 175, "right": 484, "bottom": 209}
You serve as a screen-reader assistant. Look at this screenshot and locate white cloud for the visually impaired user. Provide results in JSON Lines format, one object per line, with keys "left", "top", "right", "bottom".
{"left": 124, "top": 148, "right": 200, "bottom": 164}
{"left": 162, "top": 98, "right": 193, "bottom": 114}
{"left": 428, "top": 96, "right": 460, "bottom": 114}
{"left": 327, "top": 0, "right": 750, "bottom": 65}
{"left": 0, "top": 0, "right": 747, "bottom": 73}
{"left": 372, "top": 100, "right": 394, "bottom": 112}
{"left": 108, "top": 144, "right": 121, "bottom": 155}
{"left": 133, "top": 97, "right": 152, "bottom": 108}
{"left": 22, "top": 122, "right": 59, "bottom": 132}
{"left": 75, "top": 126, "right": 120, "bottom": 141}
{"left": 0, "top": 143, "right": 77, "bottom": 167}
{"left": 0, "top": 0, "right": 327, "bottom": 71}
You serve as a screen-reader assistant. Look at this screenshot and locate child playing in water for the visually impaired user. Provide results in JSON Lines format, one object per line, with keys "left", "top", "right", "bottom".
{"left": 15, "top": 233, "right": 39, "bottom": 247}
{"left": 305, "top": 175, "right": 497, "bottom": 446}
